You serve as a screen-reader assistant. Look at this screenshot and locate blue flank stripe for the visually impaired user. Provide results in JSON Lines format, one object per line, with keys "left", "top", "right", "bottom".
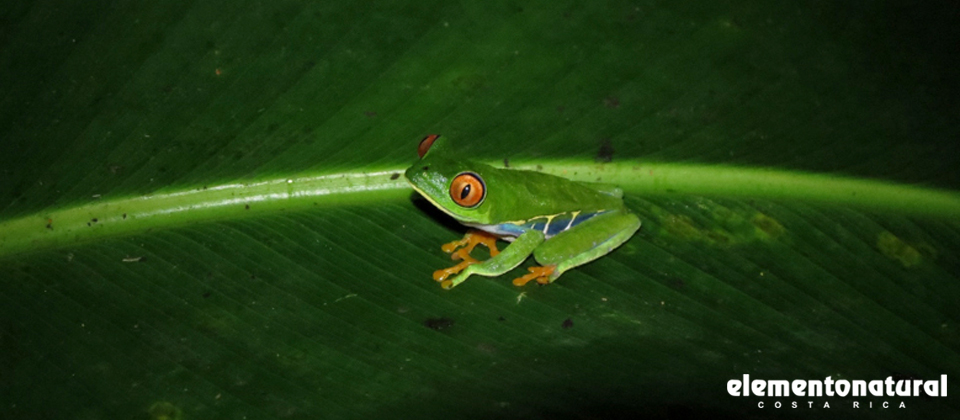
{"left": 544, "top": 216, "right": 571, "bottom": 237}
{"left": 526, "top": 220, "right": 546, "bottom": 233}
{"left": 476, "top": 211, "right": 610, "bottom": 239}
{"left": 484, "top": 223, "right": 527, "bottom": 237}
{"left": 556, "top": 211, "right": 604, "bottom": 236}
{"left": 523, "top": 210, "right": 608, "bottom": 238}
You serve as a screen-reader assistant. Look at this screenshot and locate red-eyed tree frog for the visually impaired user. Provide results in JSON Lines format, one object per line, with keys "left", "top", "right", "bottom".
{"left": 405, "top": 135, "right": 641, "bottom": 289}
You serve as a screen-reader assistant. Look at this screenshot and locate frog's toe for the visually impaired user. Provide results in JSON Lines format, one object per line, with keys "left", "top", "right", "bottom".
{"left": 441, "top": 237, "right": 469, "bottom": 253}
{"left": 449, "top": 246, "right": 476, "bottom": 262}
{"left": 512, "top": 265, "right": 556, "bottom": 287}
{"left": 441, "top": 230, "right": 500, "bottom": 257}
{"left": 433, "top": 263, "right": 464, "bottom": 282}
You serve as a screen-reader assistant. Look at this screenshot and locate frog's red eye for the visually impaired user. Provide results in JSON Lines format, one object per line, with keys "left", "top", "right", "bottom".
{"left": 418, "top": 134, "right": 440, "bottom": 159}
{"left": 449, "top": 172, "right": 485, "bottom": 208}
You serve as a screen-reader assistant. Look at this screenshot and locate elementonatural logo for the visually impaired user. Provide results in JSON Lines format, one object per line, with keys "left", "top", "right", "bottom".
{"left": 728, "top": 374, "right": 948, "bottom": 409}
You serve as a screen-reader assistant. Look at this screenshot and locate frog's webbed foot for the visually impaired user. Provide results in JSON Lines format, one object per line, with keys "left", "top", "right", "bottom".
{"left": 432, "top": 230, "right": 501, "bottom": 284}
{"left": 440, "top": 230, "right": 500, "bottom": 257}
{"left": 512, "top": 265, "right": 556, "bottom": 287}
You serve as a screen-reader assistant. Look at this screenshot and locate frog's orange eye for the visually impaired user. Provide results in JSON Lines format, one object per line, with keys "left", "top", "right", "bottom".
{"left": 418, "top": 134, "right": 440, "bottom": 159}
{"left": 449, "top": 172, "right": 485, "bottom": 208}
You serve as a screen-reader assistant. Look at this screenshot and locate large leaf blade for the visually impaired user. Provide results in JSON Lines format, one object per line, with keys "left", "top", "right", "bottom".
{"left": 2, "top": 1, "right": 958, "bottom": 419}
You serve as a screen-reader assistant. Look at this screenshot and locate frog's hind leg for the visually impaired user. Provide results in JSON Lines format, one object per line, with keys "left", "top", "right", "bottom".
{"left": 530, "top": 211, "right": 640, "bottom": 284}
{"left": 442, "top": 229, "right": 545, "bottom": 289}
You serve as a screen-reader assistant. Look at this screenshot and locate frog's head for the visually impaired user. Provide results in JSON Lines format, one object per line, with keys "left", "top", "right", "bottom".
{"left": 404, "top": 135, "right": 494, "bottom": 224}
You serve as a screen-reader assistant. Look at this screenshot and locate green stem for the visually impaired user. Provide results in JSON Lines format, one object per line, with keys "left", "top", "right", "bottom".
{"left": 1, "top": 162, "right": 958, "bottom": 259}
{"left": 0, "top": 170, "right": 410, "bottom": 258}
{"left": 533, "top": 161, "right": 960, "bottom": 219}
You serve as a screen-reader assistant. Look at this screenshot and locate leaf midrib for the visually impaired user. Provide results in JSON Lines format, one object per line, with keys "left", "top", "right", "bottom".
{"left": 1, "top": 161, "right": 958, "bottom": 259}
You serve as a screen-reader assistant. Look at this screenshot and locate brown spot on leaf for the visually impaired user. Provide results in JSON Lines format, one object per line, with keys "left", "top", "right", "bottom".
{"left": 596, "top": 139, "right": 614, "bottom": 163}
{"left": 424, "top": 317, "right": 455, "bottom": 331}
{"left": 603, "top": 96, "right": 620, "bottom": 108}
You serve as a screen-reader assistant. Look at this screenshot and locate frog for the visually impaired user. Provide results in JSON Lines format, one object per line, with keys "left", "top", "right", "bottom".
{"left": 405, "top": 134, "right": 641, "bottom": 289}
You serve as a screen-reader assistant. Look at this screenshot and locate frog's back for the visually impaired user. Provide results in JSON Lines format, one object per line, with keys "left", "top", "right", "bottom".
{"left": 476, "top": 168, "right": 627, "bottom": 239}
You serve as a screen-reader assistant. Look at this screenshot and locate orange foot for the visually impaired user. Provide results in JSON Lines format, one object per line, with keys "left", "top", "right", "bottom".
{"left": 512, "top": 265, "right": 556, "bottom": 287}
{"left": 432, "top": 230, "right": 501, "bottom": 282}
{"left": 440, "top": 230, "right": 500, "bottom": 257}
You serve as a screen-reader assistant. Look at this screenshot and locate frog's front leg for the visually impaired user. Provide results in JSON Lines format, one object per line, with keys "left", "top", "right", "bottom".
{"left": 440, "top": 230, "right": 500, "bottom": 260}
{"left": 432, "top": 230, "right": 501, "bottom": 282}
{"left": 438, "top": 229, "right": 544, "bottom": 290}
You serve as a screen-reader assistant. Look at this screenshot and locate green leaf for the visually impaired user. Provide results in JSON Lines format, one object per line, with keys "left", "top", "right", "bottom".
{"left": 2, "top": 1, "right": 958, "bottom": 419}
